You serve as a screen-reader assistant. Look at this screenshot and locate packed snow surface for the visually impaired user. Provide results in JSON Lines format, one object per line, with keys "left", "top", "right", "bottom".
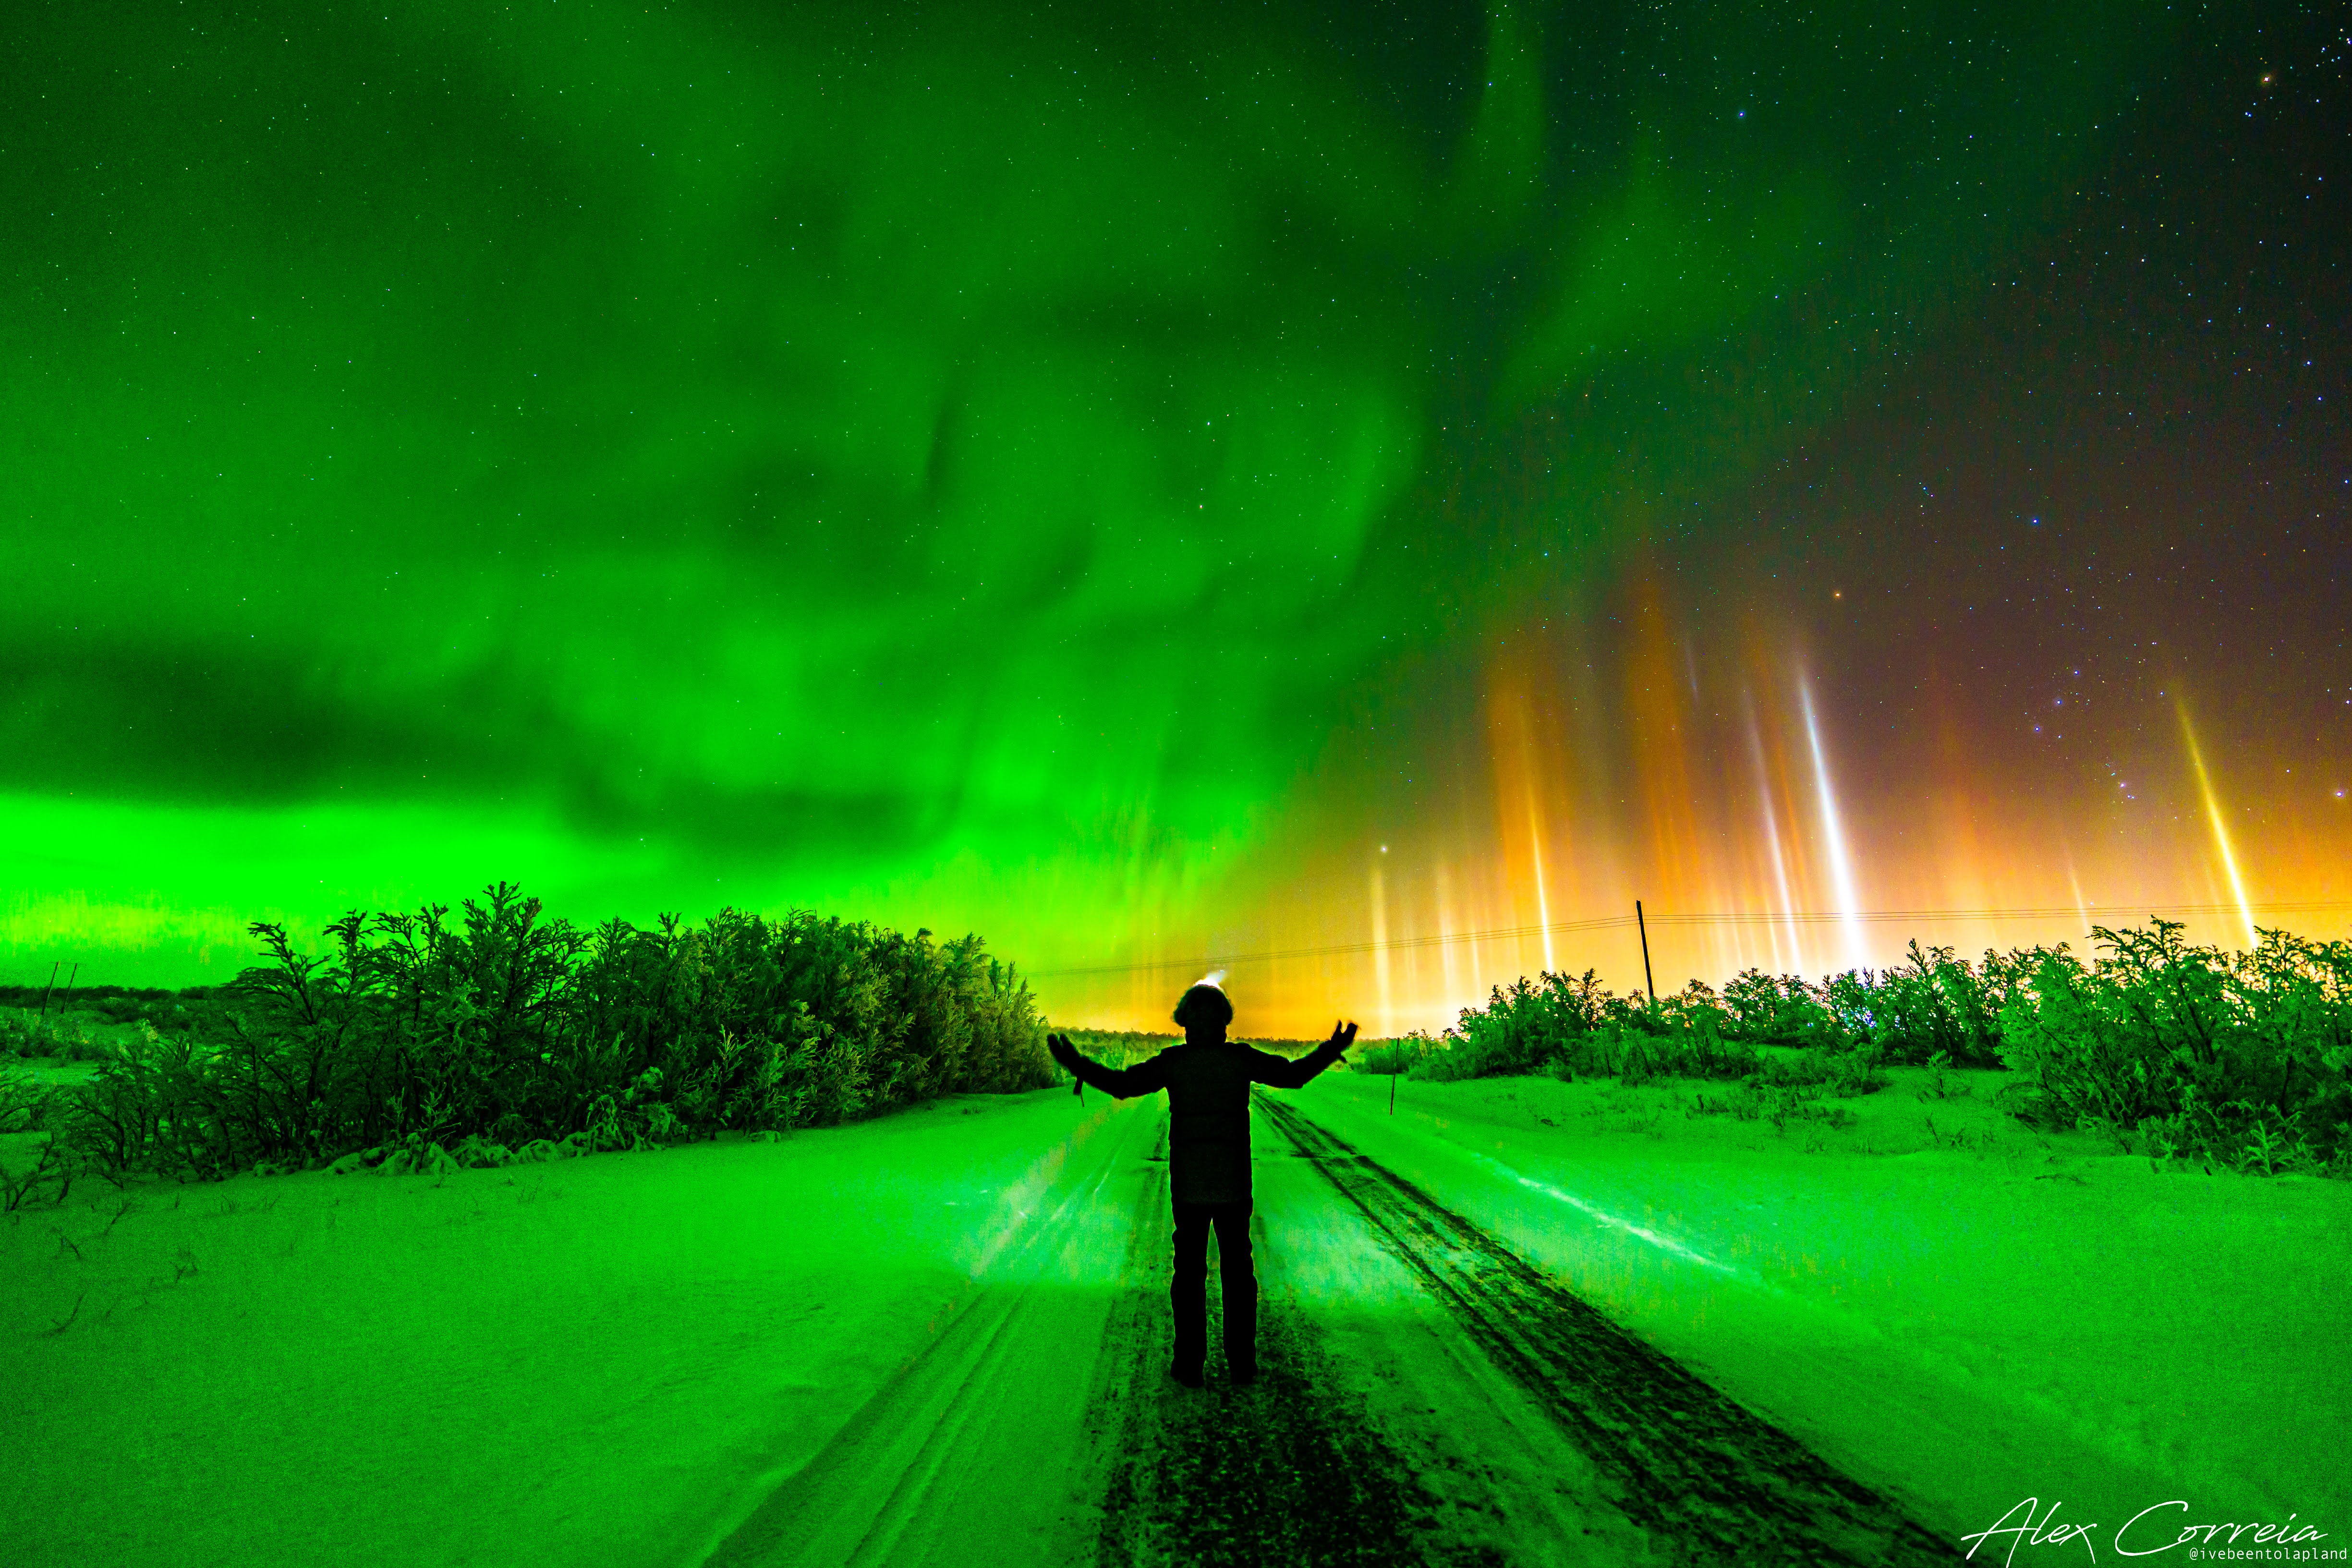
{"left": 3, "top": 1063, "right": 2343, "bottom": 1564}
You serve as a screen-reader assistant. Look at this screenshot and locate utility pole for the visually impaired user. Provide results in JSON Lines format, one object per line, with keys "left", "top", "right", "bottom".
{"left": 36, "top": 960, "right": 59, "bottom": 1021}
{"left": 1635, "top": 901, "right": 1657, "bottom": 1006}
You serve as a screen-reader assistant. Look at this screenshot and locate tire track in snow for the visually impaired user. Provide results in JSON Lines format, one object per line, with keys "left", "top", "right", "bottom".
{"left": 699, "top": 1100, "right": 1151, "bottom": 1567}
{"left": 1256, "top": 1093, "right": 1962, "bottom": 1567}
{"left": 1089, "top": 1129, "right": 1505, "bottom": 1568}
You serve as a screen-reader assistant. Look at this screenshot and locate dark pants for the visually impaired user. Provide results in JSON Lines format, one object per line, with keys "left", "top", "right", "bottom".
{"left": 1171, "top": 1198, "right": 1256, "bottom": 1377}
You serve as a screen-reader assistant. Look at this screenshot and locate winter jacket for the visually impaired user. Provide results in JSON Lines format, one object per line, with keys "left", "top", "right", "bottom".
{"left": 1060, "top": 1036, "right": 1347, "bottom": 1203}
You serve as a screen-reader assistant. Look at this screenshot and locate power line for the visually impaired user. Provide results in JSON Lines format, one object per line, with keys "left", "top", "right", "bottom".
{"left": 1643, "top": 900, "right": 2352, "bottom": 929}
{"left": 1031, "top": 914, "right": 1633, "bottom": 980}
{"left": 1026, "top": 899, "right": 2352, "bottom": 982}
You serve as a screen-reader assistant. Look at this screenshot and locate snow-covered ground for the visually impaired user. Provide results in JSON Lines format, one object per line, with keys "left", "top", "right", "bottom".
{"left": 1300, "top": 1068, "right": 2350, "bottom": 1542}
{"left": 3, "top": 1088, "right": 1147, "bottom": 1566}
{"left": 1, "top": 1061, "right": 2342, "bottom": 1565}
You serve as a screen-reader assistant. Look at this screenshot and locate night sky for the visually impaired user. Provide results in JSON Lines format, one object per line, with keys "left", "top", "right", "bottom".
{"left": 7, "top": 2, "right": 2346, "bottom": 1032}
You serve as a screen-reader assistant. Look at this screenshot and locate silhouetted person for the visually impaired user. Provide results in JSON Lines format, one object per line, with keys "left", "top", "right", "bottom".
{"left": 1049, "top": 985, "right": 1357, "bottom": 1388}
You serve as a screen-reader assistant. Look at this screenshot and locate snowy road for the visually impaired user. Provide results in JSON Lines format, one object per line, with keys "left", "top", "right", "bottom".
{"left": 703, "top": 1089, "right": 1961, "bottom": 1566}
{"left": 11, "top": 1074, "right": 2327, "bottom": 1566}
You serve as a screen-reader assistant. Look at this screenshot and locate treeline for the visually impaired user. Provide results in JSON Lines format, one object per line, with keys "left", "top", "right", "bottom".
{"left": 0, "top": 984, "right": 229, "bottom": 1009}
{"left": 1056, "top": 1029, "right": 1178, "bottom": 1066}
{"left": 1355, "top": 921, "right": 2352, "bottom": 1177}
{"left": 1, "top": 885, "right": 1052, "bottom": 1204}
{"left": 1, "top": 991, "right": 220, "bottom": 1063}
{"left": 1055, "top": 1029, "right": 1329, "bottom": 1064}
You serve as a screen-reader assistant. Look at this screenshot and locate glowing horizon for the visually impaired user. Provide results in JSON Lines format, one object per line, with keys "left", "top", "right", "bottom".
{"left": 16, "top": 625, "right": 2343, "bottom": 1039}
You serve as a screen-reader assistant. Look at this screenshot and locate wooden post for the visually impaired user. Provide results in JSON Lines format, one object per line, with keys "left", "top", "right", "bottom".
{"left": 1389, "top": 1070, "right": 1397, "bottom": 1115}
{"left": 1636, "top": 900, "right": 1657, "bottom": 1006}
{"left": 36, "top": 960, "right": 59, "bottom": 1021}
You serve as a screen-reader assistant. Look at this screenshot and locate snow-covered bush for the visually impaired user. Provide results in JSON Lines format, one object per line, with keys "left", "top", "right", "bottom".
{"left": 1410, "top": 971, "right": 1760, "bottom": 1084}
{"left": 1995, "top": 920, "right": 2352, "bottom": 1174}
{"left": 1395, "top": 918, "right": 2350, "bottom": 1177}
{"left": 53, "top": 884, "right": 1054, "bottom": 1183}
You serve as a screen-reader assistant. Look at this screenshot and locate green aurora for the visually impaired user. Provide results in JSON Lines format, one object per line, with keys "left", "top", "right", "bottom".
{"left": 11, "top": 1, "right": 2340, "bottom": 1015}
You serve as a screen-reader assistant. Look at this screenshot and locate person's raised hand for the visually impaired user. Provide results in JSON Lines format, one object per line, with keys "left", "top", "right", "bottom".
{"left": 1047, "top": 1032, "right": 1079, "bottom": 1068}
{"left": 1328, "top": 1020, "right": 1359, "bottom": 1052}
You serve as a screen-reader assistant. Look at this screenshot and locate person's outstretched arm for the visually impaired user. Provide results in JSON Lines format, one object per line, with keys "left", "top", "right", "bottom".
{"left": 1047, "top": 1033, "right": 1170, "bottom": 1098}
{"left": 1250, "top": 1020, "right": 1358, "bottom": 1089}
